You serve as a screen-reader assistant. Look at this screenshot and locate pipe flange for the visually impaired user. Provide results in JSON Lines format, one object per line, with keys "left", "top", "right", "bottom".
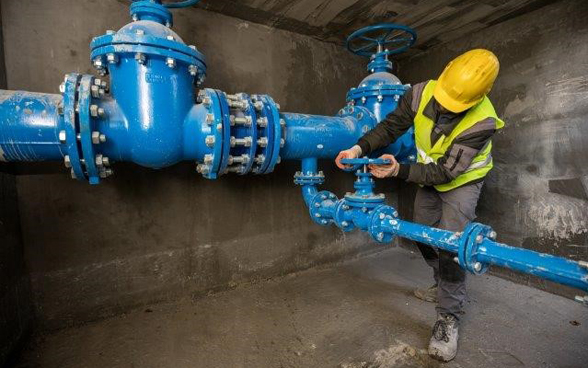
{"left": 61, "top": 73, "right": 86, "bottom": 181}
{"left": 344, "top": 192, "right": 386, "bottom": 208}
{"left": 252, "top": 94, "right": 282, "bottom": 174}
{"left": 457, "top": 222, "right": 494, "bottom": 275}
{"left": 308, "top": 191, "right": 336, "bottom": 226}
{"left": 90, "top": 21, "right": 206, "bottom": 83}
{"left": 293, "top": 171, "right": 325, "bottom": 186}
{"left": 333, "top": 199, "right": 355, "bottom": 232}
{"left": 225, "top": 93, "right": 257, "bottom": 175}
{"left": 369, "top": 205, "right": 399, "bottom": 243}
{"left": 77, "top": 75, "right": 102, "bottom": 184}
{"left": 196, "top": 89, "right": 229, "bottom": 179}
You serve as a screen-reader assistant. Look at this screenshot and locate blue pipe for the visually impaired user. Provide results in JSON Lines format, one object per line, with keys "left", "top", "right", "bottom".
{"left": 281, "top": 112, "right": 371, "bottom": 160}
{"left": 0, "top": 91, "right": 63, "bottom": 162}
{"left": 0, "top": 1, "right": 586, "bottom": 301}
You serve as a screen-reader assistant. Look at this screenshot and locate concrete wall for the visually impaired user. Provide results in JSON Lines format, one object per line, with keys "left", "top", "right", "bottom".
{"left": 1, "top": 0, "right": 379, "bottom": 330}
{"left": 0, "top": 172, "right": 33, "bottom": 367}
{"left": 397, "top": 0, "right": 588, "bottom": 296}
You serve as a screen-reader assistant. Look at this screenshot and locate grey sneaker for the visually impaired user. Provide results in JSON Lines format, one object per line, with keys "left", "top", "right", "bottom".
{"left": 414, "top": 284, "right": 438, "bottom": 303}
{"left": 428, "top": 313, "right": 459, "bottom": 362}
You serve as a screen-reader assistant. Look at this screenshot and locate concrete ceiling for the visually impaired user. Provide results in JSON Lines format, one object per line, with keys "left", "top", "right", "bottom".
{"left": 197, "top": 0, "right": 559, "bottom": 58}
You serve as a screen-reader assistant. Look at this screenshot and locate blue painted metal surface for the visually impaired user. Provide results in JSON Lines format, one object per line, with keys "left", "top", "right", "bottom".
{"left": 0, "top": 2, "right": 586, "bottom": 302}
{"left": 345, "top": 24, "right": 418, "bottom": 165}
{"left": 295, "top": 157, "right": 588, "bottom": 295}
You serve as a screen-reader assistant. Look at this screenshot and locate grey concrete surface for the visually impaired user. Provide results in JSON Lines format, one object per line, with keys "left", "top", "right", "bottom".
{"left": 200, "top": 0, "right": 559, "bottom": 57}
{"left": 396, "top": 0, "right": 588, "bottom": 297}
{"left": 15, "top": 247, "right": 588, "bottom": 368}
{"left": 0, "top": 0, "right": 375, "bottom": 330}
{"left": 0, "top": 172, "right": 33, "bottom": 368}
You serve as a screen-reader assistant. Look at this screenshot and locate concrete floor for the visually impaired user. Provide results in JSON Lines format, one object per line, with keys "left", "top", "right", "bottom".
{"left": 16, "top": 247, "right": 588, "bottom": 368}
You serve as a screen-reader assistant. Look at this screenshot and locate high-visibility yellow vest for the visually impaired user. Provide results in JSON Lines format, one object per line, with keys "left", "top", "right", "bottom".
{"left": 414, "top": 80, "right": 505, "bottom": 192}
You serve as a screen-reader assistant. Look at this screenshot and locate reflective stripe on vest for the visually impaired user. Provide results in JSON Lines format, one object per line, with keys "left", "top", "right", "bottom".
{"left": 413, "top": 80, "right": 505, "bottom": 192}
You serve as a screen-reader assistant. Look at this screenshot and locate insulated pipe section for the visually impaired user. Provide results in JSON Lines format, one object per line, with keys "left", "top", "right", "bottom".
{"left": 0, "top": 91, "right": 63, "bottom": 162}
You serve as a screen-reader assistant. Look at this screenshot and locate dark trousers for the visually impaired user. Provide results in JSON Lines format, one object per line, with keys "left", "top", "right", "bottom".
{"left": 413, "top": 182, "right": 483, "bottom": 319}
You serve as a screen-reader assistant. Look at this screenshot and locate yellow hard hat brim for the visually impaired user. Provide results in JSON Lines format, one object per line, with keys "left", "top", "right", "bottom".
{"left": 433, "top": 80, "right": 482, "bottom": 113}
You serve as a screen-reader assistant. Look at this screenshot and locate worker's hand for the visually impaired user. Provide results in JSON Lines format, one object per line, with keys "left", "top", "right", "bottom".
{"left": 368, "top": 154, "right": 399, "bottom": 178}
{"left": 335, "top": 145, "right": 362, "bottom": 169}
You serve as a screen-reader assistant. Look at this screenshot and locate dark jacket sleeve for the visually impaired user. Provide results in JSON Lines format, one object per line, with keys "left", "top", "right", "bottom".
{"left": 397, "top": 117, "right": 498, "bottom": 185}
{"left": 356, "top": 87, "right": 416, "bottom": 155}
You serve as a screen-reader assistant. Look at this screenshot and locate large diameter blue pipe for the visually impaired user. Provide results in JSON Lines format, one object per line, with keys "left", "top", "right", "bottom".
{"left": 280, "top": 113, "right": 368, "bottom": 160}
{"left": 0, "top": 90, "right": 63, "bottom": 162}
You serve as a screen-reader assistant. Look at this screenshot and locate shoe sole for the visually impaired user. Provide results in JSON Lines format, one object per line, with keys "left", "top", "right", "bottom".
{"left": 429, "top": 348, "right": 456, "bottom": 362}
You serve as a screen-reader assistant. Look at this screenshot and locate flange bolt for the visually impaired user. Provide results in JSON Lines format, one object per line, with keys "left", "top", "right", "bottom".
{"left": 205, "top": 135, "right": 215, "bottom": 147}
{"left": 474, "top": 262, "right": 483, "bottom": 272}
{"left": 166, "top": 58, "right": 176, "bottom": 69}
{"left": 135, "top": 53, "right": 146, "bottom": 65}
{"left": 59, "top": 130, "right": 67, "bottom": 144}
{"left": 257, "top": 137, "right": 268, "bottom": 147}
{"left": 106, "top": 53, "right": 118, "bottom": 64}
{"left": 64, "top": 155, "right": 72, "bottom": 168}
{"left": 91, "top": 131, "right": 106, "bottom": 144}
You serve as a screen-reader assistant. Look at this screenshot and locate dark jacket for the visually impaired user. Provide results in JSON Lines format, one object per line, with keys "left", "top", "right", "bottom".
{"left": 357, "top": 81, "right": 498, "bottom": 186}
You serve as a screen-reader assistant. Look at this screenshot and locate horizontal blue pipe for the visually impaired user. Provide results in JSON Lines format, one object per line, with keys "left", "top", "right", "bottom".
{"left": 281, "top": 113, "right": 367, "bottom": 160}
{"left": 477, "top": 239, "right": 588, "bottom": 292}
{"left": 0, "top": 90, "right": 63, "bottom": 162}
{"left": 382, "top": 218, "right": 588, "bottom": 292}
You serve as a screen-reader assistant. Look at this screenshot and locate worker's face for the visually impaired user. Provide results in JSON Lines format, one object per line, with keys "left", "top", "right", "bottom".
{"left": 438, "top": 104, "right": 450, "bottom": 113}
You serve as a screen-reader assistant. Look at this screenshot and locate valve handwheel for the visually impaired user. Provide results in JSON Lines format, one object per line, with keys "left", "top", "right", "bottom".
{"left": 346, "top": 23, "right": 416, "bottom": 57}
{"left": 340, "top": 157, "right": 391, "bottom": 172}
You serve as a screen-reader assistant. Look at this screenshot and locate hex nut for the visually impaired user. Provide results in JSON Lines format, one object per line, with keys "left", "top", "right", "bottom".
{"left": 64, "top": 155, "right": 72, "bottom": 168}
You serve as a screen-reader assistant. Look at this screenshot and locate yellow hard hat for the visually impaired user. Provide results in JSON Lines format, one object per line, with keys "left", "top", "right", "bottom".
{"left": 434, "top": 49, "right": 499, "bottom": 113}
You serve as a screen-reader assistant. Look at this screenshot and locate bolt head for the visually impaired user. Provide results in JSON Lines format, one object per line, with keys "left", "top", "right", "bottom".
{"left": 489, "top": 231, "right": 497, "bottom": 240}
{"left": 205, "top": 135, "right": 215, "bottom": 147}
{"left": 474, "top": 262, "right": 482, "bottom": 272}
{"left": 91, "top": 131, "right": 101, "bottom": 144}
{"left": 136, "top": 29, "right": 145, "bottom": 35}
{"left": 64, "top": 155, "right": 72, "bottom": 168}
{"left": 379, "top": 213, "right": 385, "bottom": 220}
{"left": 135, "top": 53, "right": 146, "bottom": 64}
{"left": 90, "top": 105, "right": 99, "bottom": 117}
{"left": 476, "top": 235, "right": 484, "bottom": 244}
{"left": 106, "top": 53, "right": 118, "bottom": 64}
{"left": 166, "top": 58, "right": 176, "bottom": 68}
{"left": 377, "top": 232, "right": 384, "bottom": 240}
{"left": 59, "top": 83, "right": 65, "bottom": 93}
{"left": 166, "top": 35, "right": 174, "bottom": 41}
{"left": 189, "top": 65, "right": 198, "bottom": 76}
{"left": 58, "top": 130, "right": 66, "bottom": 143}
{"left": 93, "top": 58, "right": 104, "bottom": 68}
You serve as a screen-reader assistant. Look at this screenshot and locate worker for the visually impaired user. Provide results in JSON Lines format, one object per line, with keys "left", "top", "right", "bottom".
{"left": 335, "top": 49, "right": 504, "bottom": 362}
